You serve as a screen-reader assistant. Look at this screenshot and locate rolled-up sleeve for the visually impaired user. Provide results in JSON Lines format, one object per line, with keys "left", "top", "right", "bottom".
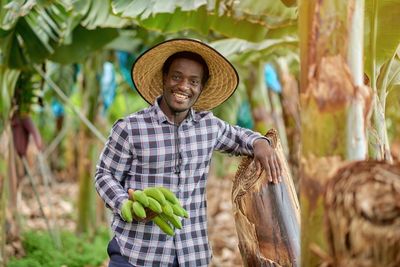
{"left": 94, "top": 119, "right": 133, "bottom": 214}
{"left": 213, "top": 115, "right": 268, "bottom": 156}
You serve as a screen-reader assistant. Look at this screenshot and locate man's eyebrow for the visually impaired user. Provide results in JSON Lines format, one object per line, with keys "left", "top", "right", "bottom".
{"left": 171, "top": 70, "right": 201, "bottom": 79}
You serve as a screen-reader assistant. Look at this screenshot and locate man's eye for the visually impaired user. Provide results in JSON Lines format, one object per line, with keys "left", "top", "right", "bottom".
{"left": 172, "top": 75, "right": 181, "bottom": 80}
{"left": 191, "top": 80, "right": 200, "bottom": 85}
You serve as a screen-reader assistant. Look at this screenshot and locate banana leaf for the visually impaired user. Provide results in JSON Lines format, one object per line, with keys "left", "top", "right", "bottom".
{"left": 49, "top": 26, "right": 118, "bottom": 64}
{"left": 365, "top": 0, "right": 400, "bottom": 80}
{"left": 0, "top": 67, "right": 20, "bottom": 133}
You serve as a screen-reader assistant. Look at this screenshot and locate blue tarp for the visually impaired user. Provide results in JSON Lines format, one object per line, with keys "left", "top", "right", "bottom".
{"left": 264, "top": 64, "right": 281, "bottom": 93}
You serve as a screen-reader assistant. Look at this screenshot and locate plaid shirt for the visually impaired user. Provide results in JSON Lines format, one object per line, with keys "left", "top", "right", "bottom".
{"left": 95, "top": 97, "right": 265, "bottom": 266}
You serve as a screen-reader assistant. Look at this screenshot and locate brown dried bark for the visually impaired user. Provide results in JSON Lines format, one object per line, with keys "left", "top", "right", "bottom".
{"left": 324, "top": 161, "right": 400, "bottom": 267}
{"left": 232, "top": 129, "right": 300, "bottom": 267}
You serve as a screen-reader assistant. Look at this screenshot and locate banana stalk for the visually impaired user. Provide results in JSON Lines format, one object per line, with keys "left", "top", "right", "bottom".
{"left": 232, "top": 129, "right": 300, "bottom": 266}
{"left": 324, "top": 161, "right": 400, "bottom": 266}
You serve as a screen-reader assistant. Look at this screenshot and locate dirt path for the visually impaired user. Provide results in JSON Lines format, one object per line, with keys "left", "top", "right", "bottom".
{"left": 9, "top": 173, "right": 243, "bottom": 266}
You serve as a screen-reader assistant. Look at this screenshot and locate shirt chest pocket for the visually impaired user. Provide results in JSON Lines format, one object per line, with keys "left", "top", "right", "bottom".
{"left": 135, "top": 146, "right": 176, "bottom": 172}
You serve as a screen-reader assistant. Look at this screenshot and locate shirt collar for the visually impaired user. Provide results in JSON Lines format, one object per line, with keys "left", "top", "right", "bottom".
{"left": 152, "top": 96, "right": 199, "bottom": 124}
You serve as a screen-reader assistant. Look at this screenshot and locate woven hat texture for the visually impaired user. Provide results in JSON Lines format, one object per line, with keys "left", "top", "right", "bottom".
{"left": 131, "top": 38, "right": 239, "bottom": 110}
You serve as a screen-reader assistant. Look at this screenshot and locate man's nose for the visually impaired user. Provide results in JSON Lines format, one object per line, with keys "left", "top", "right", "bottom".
{"left": 177, "top": 79, "right": 190, "bottom": 90}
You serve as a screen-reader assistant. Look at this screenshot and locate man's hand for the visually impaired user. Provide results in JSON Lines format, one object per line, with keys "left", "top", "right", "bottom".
{"left": 253, "top": 138, "right": 283, "bottom": 184}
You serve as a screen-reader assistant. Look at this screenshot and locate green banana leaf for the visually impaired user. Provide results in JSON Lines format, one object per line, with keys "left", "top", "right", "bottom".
{"left": 0, "top": 0, "right": 127, "bottom": 69}
{"left": 49, "top": 26, "right": 118, "bottom": 64}
{"left": 111, "top": 0, "right": 297, "bottom": 42}
{"left": 365, "top": 0, "right": 400, "bottom": 79}
{"left": 0, "top": 3, "right": 73, "bottom": 69}
{"left": 232, "top": 0, "right": 297, "bottom": 25}
{"left": 75, "top": 0, "right": 130, "bottom": 29}
{"left": 0, "top": 67, "right": 20, "bottom": 132}
{"left": 211, "top": 37, "right": 298, "bottom": 65}
{"left": 377, "top": 46, "right": 400, "bottom": 94}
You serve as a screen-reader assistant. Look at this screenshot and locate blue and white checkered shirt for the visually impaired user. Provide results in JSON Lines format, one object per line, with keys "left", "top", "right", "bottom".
{"left": 95, "top": 97, "right": 266, "bottom": 266}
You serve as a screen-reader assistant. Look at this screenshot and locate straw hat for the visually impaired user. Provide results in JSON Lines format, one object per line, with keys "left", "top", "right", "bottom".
{"left": 131, "top": 38, "right": 239, "bottom": 110}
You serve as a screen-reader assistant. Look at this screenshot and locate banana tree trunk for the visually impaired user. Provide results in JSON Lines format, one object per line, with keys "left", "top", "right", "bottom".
{"left": 346, "top": 0, "right": 369, "bottom": 160}
{"left": 0, "top": 68, "right": 20, "bottom": 265}
{"left": 76, "top": 55, "right": 102, "bottom": 234}
{"left": 0, "top": 131, "right": 8, "bottom": 266}
{"left": 324, "top": 161, "right": 400, "bottom": 266}
{"left": 298, "top": 0, "right": 369, "bottom": 266}
{"left": 232, "top": 129, "right": 300, "bottom": 266}
{"left": 245, "top": 63, "right": 274, "bottom": 134}
{"left": 276, "top": 58, "right": 301, "bottom": 185}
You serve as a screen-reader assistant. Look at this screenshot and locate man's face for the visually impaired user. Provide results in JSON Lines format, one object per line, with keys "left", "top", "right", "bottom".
{"left": 162, "top": 58, "right": 204, "bottom": 113}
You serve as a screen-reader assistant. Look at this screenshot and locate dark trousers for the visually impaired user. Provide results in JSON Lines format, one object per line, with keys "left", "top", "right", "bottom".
{"left": 107, "top": 237, "right": 179, "bottom": 267}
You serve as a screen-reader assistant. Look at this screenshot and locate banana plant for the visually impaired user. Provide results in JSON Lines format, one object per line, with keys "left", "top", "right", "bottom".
{"left": 111, "top": 0, "right": 298, "bottom": 42}
{"left": 299, "top": 0, "right": 400, "bottom": 266}
{"left": 0, "top": 0, "right": 73, "bottom": 69}
{"left": 364, "top": 0, "right": 400, "bottom": 161}
{"left": 0, "top": 66, "right": 19, "bottom": 267}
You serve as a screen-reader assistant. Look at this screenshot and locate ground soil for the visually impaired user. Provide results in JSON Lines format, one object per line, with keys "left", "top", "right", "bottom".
{"left": 6, "top": 172, "right": 243, "bottom": 267}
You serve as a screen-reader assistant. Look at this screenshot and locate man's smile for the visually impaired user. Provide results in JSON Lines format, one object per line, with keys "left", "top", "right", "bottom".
{"left": 172, "top": 92, "right": 190, "bottom": 101}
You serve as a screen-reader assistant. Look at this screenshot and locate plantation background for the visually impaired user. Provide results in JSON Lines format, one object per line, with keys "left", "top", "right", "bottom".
{"left": 1, "top": 0, "right": 399, "bottom": 266}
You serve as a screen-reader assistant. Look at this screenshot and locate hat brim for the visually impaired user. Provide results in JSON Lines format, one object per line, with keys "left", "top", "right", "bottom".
{"left": 131, "top": 38, "right": 239, "bottom": 111}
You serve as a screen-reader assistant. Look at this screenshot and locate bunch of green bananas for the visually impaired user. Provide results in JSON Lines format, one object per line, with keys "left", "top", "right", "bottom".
{"left": 121, "top": 187, "right": 189, "bottom": 236}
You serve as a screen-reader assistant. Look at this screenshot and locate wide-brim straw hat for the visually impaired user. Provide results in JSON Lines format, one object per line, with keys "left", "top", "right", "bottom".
{"left": 131, "top": 38, "right": 239, "bottom": 110}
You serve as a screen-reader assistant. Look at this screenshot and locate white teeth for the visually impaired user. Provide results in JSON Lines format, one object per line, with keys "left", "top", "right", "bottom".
{"left": 174, "top": 93, "right": 188, "bottom": 100}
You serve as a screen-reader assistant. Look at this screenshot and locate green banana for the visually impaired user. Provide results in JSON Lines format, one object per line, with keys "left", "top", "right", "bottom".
{"left": 144, "top": 187, "right": 166, "bottom": 205}
{"left": 147, "top": 197, "right": 163, "bottom": 214}
{"left": 121, "top": 200, "right": 133, "bottom": 223}
{"left": 158, "top": 187, "right": 179, "bottom": 205}
{"left": 171, "top": 203, "right": 185, "bottom": 217}
{"left": 133, "top": 190, "right": 150, "bottom": 207}
{"left": 132, "top": 201, "right": 147, "bottom": 219}
{"left": 162, "top": 202, "right": 174, "bottom": 217}
{"left": 172, "top": 203, "right": 189, "bottom": 218}
{"left": 182, "top": 208, "right": 189, "bottom": 219}
{"left": 161, "top": 213, "right": 182, "bottom": 230}
{"left": 152, "top": 216, "right": 175, "bottom": 236}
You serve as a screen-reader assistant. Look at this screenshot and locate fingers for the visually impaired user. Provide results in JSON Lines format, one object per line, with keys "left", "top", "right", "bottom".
{"left": 262, "top": 159, "right": 273, "bottom": 183}
{"left": 128, "top": 188, "right": 135, "bottom": 200}
{"left": 275, "top": 154, "right": 283, "bottom": 182}
{"left": 259, "top": 150, "right": 282, "bottom": 184}
{"left": 268, "top": 157, "right": 279, "bottom": 184}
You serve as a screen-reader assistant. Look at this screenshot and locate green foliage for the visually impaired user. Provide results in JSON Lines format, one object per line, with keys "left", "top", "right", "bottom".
{"left": 49, "top": 26, "right": 119, "bottom": 64}
{"left": 364, "top": 0, "right": 400, "bottom": 79}
{"left": 107, "top": 88, "right": 148, "bottom": 123}
{"left": 0, "top": 67, "right": 20, "bottom": 132}
{"left": 0, "top": 2, "right": 73, "bottom": 69}
{"left": 111, "top": 0, "right": 297, "bottom": 42}
{"left": 7, "top": 229, "right": 109, "bottom": 267}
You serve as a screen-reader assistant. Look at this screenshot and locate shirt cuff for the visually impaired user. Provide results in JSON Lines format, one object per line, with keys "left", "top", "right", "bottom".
{"left": 253, "top": 136, "right": 272, "bottom": 147}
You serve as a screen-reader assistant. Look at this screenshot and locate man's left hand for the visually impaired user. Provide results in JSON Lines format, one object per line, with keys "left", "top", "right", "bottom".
{"left": 253, "top": 138, "right": 283, "bottom": 184}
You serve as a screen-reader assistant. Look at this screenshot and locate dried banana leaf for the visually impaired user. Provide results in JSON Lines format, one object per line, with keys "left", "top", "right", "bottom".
{"left": 325, "top": 161, "right": 400, "bottom": 267}
{"left": 232, "top": 129, "right": 300, "bottom": 267}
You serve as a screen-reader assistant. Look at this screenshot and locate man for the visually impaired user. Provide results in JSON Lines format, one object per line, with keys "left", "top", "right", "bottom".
{"left": 95, "top": 38, "right": 282, "bottom": 267}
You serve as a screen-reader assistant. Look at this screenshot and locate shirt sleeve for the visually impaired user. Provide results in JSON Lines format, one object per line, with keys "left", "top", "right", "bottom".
{"left": 94, "top": 119, "right": 133, "bottom": 215}
{"left": 213, "top": 115, "right": 270, "bottom": 156}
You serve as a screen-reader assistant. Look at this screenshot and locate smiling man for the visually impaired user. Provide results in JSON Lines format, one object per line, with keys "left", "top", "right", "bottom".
{"left": 95, "top": 39, "right": 282, "bottom": 267}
